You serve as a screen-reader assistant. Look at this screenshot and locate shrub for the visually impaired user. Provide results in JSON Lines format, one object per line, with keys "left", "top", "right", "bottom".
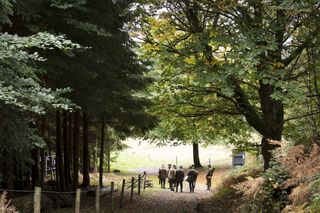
{"left": 307, "top": 177, "right": 320, "bottom": 212}
{"left": 308, "top": 193, "right": 320, "bottom": 212}
{"left": 288, "top": 184, "right": 310, "bottom": 206}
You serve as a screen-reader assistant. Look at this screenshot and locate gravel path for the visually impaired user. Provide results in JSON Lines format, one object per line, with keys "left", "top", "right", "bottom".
{"left": 111, "top": 168, "right": 230, "bottom": 213}
{"left": 119, "top": 183, "right": 211, "bottom": 213}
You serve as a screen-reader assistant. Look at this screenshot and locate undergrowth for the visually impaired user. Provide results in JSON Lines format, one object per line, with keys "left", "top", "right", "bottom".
{"left": 208, "top": 142, "right": 320, "bottom": 213}
{"left": 0, "top": 191, "right": 17, "bottom": 213}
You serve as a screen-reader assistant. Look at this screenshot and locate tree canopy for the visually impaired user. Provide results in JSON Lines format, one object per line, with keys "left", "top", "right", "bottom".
{"left": 138, "top": 0, "right": 320, "bottom": 169}
{"left": 0, "top": 0, "right": 154, "bottom": 190}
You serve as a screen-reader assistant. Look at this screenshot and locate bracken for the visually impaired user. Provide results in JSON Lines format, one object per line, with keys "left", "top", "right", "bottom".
{"left": 0, "top": 191, "right": 17, "bottom": 213}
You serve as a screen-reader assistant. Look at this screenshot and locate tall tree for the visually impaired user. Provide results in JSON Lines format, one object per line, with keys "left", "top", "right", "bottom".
{"left": 63, "top": 111, "right": 70, "bottom": 190}
{"left": 82, "top": 112, "right": 90, "bottom": 187}
{"left": 0, "top": 0, "right": 79, "bottom": 189}
{"left": 99, "top": 115, "right": 105, "bottom": 187}
{"left": 73, "top": 111, "right": 80, "bottom": 190}
{"left": 0, "top": 0, "right": 154, "bottom": 190}
{"left": 140, "top": 0, "right": 320, "bottom": 169}
{"left": 40, "top": 0, "right": 155, "bottom": 187}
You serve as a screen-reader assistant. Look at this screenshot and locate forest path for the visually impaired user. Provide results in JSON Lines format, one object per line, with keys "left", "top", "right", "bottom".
{"left": 110, "top": 167, "right": 230, "bottom": 213}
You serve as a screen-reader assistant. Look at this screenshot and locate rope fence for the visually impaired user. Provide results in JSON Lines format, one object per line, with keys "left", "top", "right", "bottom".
{"left": 0, "top": 171, "right": 148, "bottom": 213}
{"left": 120, "top": 171, "right": 148, "bottom": 208}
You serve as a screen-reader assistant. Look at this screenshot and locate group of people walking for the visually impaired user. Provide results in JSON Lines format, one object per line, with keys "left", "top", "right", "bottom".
{"left": 158, "top": 164, "right": 215, "bottom": 193}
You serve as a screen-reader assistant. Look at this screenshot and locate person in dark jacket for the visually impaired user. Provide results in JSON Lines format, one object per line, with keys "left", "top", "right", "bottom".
{"left": 158, "top": 165, "right": 168, "bottom": 188}
{"left": 186, "top": 165, "right": 198, "bottom": 192}
{"left": 206, "top": 165, "right": 215, "bottom": 190}
{"left": 175, "top": 166, "right": 185, "bottom": 192}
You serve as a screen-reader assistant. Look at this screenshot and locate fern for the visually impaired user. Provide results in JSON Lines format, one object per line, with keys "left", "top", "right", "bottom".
{"left": 0, "top": 191, "right": 18, "bottom": 213}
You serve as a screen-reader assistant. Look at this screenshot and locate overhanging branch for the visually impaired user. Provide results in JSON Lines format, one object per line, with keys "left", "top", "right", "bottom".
{"left": 283, "top": 111, "right": 320, "bottom": 123}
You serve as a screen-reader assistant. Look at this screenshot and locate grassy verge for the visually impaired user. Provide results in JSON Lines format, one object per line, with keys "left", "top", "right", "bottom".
{"left": 109, "top": 152, "right": 163, "bottom": 174}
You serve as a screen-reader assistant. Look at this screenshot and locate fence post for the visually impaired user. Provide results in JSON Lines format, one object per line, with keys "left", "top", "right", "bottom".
{"left": 143, "top": 171, "right": 147, "bottom": 190}
{"left": 120, "top": 179, "right": 125, "bottom": 208}
{"left": 130, "top": 177, "right": 134, "bottom": 202}
{"left": 110, "top": 182, "right": 114, "bottom": 213}
{"left": 75, "top": 188, "right": 81, "bottom": 213}
{"left": 95, "top": 186, "right": 100, "bottom": 213}
{"left": 138, "top": 175, "right": 141, "bottom": 195}
{"left": 34, "top": 187, "right": 41, "bottom": 213}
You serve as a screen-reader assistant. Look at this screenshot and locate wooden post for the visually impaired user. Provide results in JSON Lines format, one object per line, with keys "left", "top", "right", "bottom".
{"left": 34, "top": 187, "right": 41, "bottom": 213}
{"left": 138, "top": 175, "right": 141, "bottom": 195}
{"left": 130, "top": 177, "right": 134, "bottom": 202}
{"left": 95, "top": 186, "right": 100, "bottom": 213}
{"left": 120, "top": 179, "right": 125, "bottom": 208}
{"left": 75, "top": 188, "right": 81, "bottom": 213}
{"left": 110, "top": 182, "right": 114, "bottom": 213}
{"left": 143, "top": 171, "right": 146, "bottom": 190}
{"left": 176, "top": 156, "right": 178, "bottom": 166}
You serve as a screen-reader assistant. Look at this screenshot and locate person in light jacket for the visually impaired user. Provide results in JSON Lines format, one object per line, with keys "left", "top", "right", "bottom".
{"left": 168, "top": 165, "right": 176, "bottom": 191}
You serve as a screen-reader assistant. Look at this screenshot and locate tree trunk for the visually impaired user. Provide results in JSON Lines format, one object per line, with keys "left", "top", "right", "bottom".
{"left": 40, "top": 149, "right": 45, "bottom": 187}
{"left": 99, "top": 115, "right": 105, "bottom": 187}
{"left": 63, "top": 111, "right": 70, "bottom": 190}
{"left": 68, "top": 112, "right": 73, "bottom": 182}
{"left": 31, "top": 148, "right": 41, "bottom": 188}
{"left": 5, "top": 152, "right": 14, "bottom": 190}
{"left": 55, "top": 111, "right": 60, "bottom": 191}
{"left": 93, "top": 138, "right": 98, "bottom": 173}
{"left": 46, "top": 122, "right": 54, "bottom": 181}
{"left": 232, "top": 63, "right": 284, "bottom": 171}
{"left": 73, "top": 111, "right": 80, "bottom": 190}
{"left": 258, "top": 82, "right": 284, "bottom": 170}
{"left": 40, "top": 116, "right": 46, "bottom": 187}
{"left": 107, "top": 145, "right": 111, "bottom": 173}
{"left": 82, "top": 112, "right": 90, "bottom": 187}
{"left": 192, "top": 143, "right": 202, "bottom": 168}
{"left": 56, "top": 111, "right": 66, "bottom": 191}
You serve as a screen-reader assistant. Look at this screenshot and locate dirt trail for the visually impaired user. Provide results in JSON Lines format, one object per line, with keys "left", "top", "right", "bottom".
{"left": 112, "top": 167, "right": 230, "bottom": 213}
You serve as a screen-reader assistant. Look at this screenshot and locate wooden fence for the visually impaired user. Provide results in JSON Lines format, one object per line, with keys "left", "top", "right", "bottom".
{"left": 0, "top": 171, "right": 147, "bottom": 213}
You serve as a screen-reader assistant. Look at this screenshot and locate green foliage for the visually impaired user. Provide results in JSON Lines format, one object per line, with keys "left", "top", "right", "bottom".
{"left": 283, "top": 47, "right": 320, "bottom": 146}
{"left": 138, "top": 0, "right": 320, "bottom": 156}
{"left": 0, "top": 105, "right": 43, "bottom": 185}
{"left": 262, "top": 162, "right": 290, "bottom": 211}
{"left": 0, "top": 30, "right": 80, "bottom": 113}
{"left": 0, "top": 32, "right": 80, "bottom": 61}
{"left": 0, "top": 0, "right": 155, "bottom": 189}
{"left": 51, "top": 0, "right": 86, "bottom": 9}
{"left": 308, "top": 178, "right": 320, "bottom": 212}
{"left": 39, "top": 0, "right": 154, "bottom": 134}
{"left": 0, "top": 0, "right": 13, "bottom": 26}
{"left": 309, "top": 193, "right": 320, "bottom": 212}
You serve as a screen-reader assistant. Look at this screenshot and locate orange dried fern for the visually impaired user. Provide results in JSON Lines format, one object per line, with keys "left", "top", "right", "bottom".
{"left": 279, "top": 143, "right": 320, "bottom": 188}
{"left": 231, "top": 176, "right": 265, "bottom": 199}
{"left": 288, "top": 184, "right": 310, "bottom": 206}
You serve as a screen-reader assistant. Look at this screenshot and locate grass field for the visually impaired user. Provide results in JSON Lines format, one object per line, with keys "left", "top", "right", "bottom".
{"left": 109, "top": 138, "right": 233, "bottom": 174}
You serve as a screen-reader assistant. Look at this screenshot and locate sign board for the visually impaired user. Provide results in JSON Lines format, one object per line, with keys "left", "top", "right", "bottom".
{"left": 232, "top": 150, "right": 245, "bottom": 168}
{"left": 43, "top": 156, "right": 56, "bottom": 177}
